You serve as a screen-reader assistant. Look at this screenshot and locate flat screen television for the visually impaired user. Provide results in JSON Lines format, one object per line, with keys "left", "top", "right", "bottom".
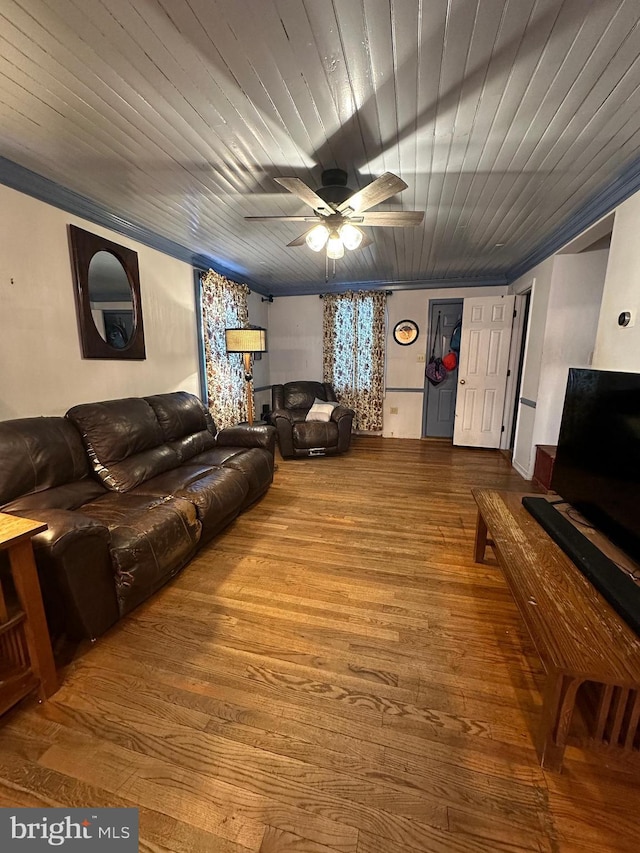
{"left": 551, "top": 367, "right": 640, "bottom": 565}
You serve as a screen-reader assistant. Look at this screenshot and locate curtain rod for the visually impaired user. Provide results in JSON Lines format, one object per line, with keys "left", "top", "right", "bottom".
{"left": 319, "top": 290, "right": 392, "bottom": 298}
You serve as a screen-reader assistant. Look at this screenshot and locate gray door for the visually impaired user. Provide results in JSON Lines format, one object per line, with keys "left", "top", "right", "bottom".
{"left": 423, "top": 299, "right": 463, "bottom": 438}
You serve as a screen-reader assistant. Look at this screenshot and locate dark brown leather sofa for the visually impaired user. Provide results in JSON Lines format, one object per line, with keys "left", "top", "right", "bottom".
{"left": 270, "top": 381, "right": 355, "bottom": 458}
{"left": 0, "top": 392, "right": 275, "bottom": 641}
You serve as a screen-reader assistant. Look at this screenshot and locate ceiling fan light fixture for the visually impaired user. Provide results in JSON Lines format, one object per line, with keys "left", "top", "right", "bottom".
{"left": 305, "top": 223, "right": 330, "bottom": 252}
{"left": 339, "top": 222, "right": 364, "bottom": 250}
{"left": 326, "top": 230, "right": 345, "bottom": 259}
{"left": 250, "top": 169, "right": 423, "bottom": 263}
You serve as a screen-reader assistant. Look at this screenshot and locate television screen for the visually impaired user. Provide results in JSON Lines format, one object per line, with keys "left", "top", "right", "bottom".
{"left": 551, "top": 368, "right": 640, "bottom": 565}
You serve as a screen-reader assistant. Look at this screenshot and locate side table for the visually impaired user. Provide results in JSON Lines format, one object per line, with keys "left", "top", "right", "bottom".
{"left": 0, "top": 513, "right": 58, "bottom": 715}
{"left": 533, "top": 444, "right": 557, "bottom": 492}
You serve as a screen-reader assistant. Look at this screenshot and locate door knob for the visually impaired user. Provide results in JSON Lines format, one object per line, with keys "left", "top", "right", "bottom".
{"left": 460, "top": 379, "right": 466, "bottom": 385}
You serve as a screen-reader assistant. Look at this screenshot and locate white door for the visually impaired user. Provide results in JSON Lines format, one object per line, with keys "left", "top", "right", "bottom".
{"left": 453, "top": 295, "right": 515, "bottom": 448}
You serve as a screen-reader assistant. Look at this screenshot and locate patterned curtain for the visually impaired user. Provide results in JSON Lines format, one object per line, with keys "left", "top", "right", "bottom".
{"left": 200, "top": 269, "right": 250, "bottom": 428}
{"left": 322, "top": 290, "right": 386, "bottom": 432}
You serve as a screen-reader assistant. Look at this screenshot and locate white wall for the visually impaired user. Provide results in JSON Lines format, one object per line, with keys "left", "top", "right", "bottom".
{"left": 511, "top": 259, "right": 556, "bottom": 477}
{"left": 267, "top": 295, "right": 324, "bottom": 386}
{"left": 7, "top": 176, "right": 638, "bottom": 440}
{"left": 510, "top": 187, "right": 640, "bottom": 481}
{"left": 510, "top": 250, "right": 608, "bottom": 479}
{"left": 0, "top": 185, "right": 201, "bottom": 419}
{"left": 533, "top": 251, "right": 608, "bottom": 446}
{"left": 265, "top": 286, "right": 506, "bottom": 437}
{"left": 0, "top": 185, "right": 273, "bottom": 422}
{"left": 384, "top": 286, "right": 507, "bottom": 438}
{"left": 593, "top": 191, "right": 640, "bottom": 371}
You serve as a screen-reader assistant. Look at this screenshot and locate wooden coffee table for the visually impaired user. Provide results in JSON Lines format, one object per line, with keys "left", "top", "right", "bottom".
{"left": 0, "top": 513, "right": 58, "bottom": 714}
{"left": 472, "top": 489, "right": 640, "bottom": 772}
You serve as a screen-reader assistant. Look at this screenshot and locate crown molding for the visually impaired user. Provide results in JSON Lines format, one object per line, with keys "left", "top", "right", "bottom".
{"left": 0, "top": 157, "right": 262, "bottom": 291}
{"left": 4, "top": 152, "right": 640, "bottom": 296}
{"left": 277, "top": 275, "right": 508, "bottom": 297}
{"left": 0, "top": 157, "right": 510, "bottom": 296}
{"left": 507, "top": 155, "right": 640, "bottom": 282}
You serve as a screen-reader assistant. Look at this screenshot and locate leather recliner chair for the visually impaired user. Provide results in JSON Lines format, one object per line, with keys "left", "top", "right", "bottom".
{"left": 270, "top": 381, "right": 355, "bottom": 459}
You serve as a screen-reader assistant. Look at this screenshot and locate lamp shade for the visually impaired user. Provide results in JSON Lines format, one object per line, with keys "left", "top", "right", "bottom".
{"left": 225, "top": 327, "right": 267, "bottom": 353}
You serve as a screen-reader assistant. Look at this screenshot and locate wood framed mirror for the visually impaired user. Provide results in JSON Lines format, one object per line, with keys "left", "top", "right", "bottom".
{"left": 68, "top": 224, "right": 146, "bottom": 359}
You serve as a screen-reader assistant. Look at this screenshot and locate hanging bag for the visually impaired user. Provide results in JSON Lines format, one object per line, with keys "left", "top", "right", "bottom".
{"left": 450, "top": 318, "right": 462, "bottom": 353}
{"left": 441, "top": 314, "right": 461, "bottom": 371}
{"left": 425, "top": 311, "right": 448, "bottom": 386}
{"left": 442, "top": 350, "right": 458, "bottom": 371}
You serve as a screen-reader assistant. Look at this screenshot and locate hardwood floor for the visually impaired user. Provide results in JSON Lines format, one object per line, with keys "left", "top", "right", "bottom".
{"left": 0, "top": 436, "right": 638, "bottom": 852}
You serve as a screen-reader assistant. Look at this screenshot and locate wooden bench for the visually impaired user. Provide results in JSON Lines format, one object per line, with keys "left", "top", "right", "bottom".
{"left": 472, "top": 488, "right": 640, "bottom": 772}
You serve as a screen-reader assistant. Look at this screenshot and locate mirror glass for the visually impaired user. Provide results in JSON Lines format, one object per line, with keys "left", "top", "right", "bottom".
{"left": 87, "top": 251, "right": 135, "bottom": 349}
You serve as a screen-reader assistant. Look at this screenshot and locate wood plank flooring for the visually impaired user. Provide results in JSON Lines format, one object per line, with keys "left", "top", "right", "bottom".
{"left": 1, "top": 436, "right": 638, "bottom": 851}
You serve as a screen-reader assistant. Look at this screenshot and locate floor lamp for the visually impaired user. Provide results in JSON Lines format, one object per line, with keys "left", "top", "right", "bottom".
{"left": 225, "top": 327, "right": 268, "bottom": 425}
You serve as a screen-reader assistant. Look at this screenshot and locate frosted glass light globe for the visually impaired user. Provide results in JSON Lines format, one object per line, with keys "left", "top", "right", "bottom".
{"left": 326, "top": 230, "right": 345, "bottom": 259}
{"left": 340, "top": 222, "right": 363, "bottom": 250}
{"left": 305, "top": 224, "right": 329, "bottom": 252}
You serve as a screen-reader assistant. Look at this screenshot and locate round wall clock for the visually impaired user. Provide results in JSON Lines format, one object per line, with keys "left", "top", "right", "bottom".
{"left": 393, "top": 319, "right": 419, "bottom": 346}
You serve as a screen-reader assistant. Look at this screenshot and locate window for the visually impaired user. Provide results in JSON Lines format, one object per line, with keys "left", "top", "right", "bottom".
{"left": 200, "top": 270, "right": 250, "bottom": 428}
{"left": 322, "top": 291, "right": 386, "bottom": 431}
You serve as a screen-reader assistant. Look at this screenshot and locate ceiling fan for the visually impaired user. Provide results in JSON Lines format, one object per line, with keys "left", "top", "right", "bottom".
{"left": 245, "top": 168, "right": 424, "bottom": 259}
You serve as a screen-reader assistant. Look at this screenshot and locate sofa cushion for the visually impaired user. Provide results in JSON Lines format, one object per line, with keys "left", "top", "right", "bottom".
{"left": 131, "top": 464, "right": 249, "bottom": 541}
{"left": 188, "top": 446, "right": 246, "bottom": 467}
{"left": 145, "top": 391, "right": 217, "bottom": 440}
{"left": 2, "top": 479, "right": 108, "bottom": 514}
{"left": 145, "top": 392, "right": 217, "bottom": 463}
{"left": 67, "top": 398, "right": 178, "bottom": 491}
{"left": 168, "top": 430, "right": 216, "bottom": 463}
{"left": 0, "top": 417, "right": 92, "bottom": 506}
{"left": 81, "top": 493, "right": 201, "bottom": 617}
{"left": 192, "top": 447, "right": 274, "bottom": 508}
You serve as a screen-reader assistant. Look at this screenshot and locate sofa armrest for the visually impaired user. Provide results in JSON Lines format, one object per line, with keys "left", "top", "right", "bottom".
{"left": 270, "top": 410, "right": 295, "bottom": 458}
{"left": 332, "top": 405, "right": 355, "bottom": 454}
{"left": 331, "top": 405, "right": 355, "bottom": 423}
{"left": 9, "top": 508, "right": 119, "bottom": 640}
{"left": 270, "top": 408, "right": 294, "bottom": 424}
{"left": 24, "top": 508, "right": 109, "bottom": 557}
{"left": 217, "top": 423, "right": 276, "bottom": 455}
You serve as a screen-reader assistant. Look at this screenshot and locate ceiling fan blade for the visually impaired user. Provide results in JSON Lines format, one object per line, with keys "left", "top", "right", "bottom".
{"left": 286, "top": 229, "right": 315, "bottom": 247}
{"left": 274, "top": 177, "right": 334, "bottom": 215}
{"left": 337, "top": 172, "right": 408, "bottom": 215}
{"left": 244, "top": 215, "right": 316, "bottom": 222}
{"left": 359, "top": 233, "right": 374, "bottom": 248}
{"left": 356, "top": 211, "right": 425, "bottom": 227}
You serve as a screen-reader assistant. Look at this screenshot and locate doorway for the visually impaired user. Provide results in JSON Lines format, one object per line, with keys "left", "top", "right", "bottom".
{"left": 423, "top": 299, "right": 463, "bottom": 438}
{"left": 508, "top": 290, "right": 531, "bottom": 451}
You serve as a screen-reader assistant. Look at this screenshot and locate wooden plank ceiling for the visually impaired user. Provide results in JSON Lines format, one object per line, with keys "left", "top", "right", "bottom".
{"left": 1, "top": 0, "right": 639, "bottom": 295}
